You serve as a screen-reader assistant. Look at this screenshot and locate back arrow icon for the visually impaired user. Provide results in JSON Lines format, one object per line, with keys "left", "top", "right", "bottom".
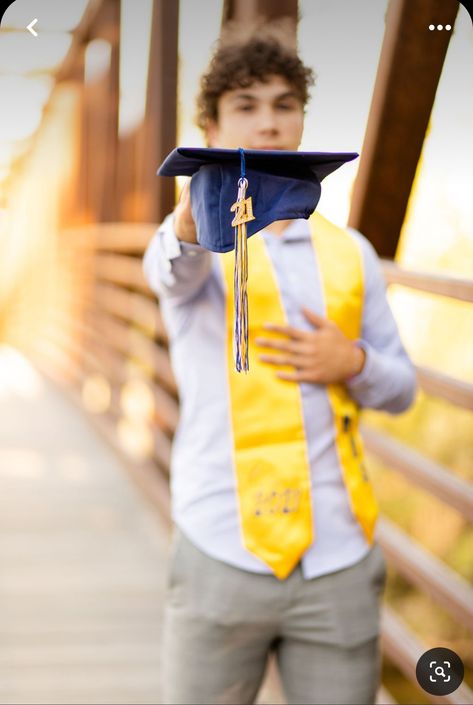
{"left": 27, "top": 18, "right": 38, "bottom": 37}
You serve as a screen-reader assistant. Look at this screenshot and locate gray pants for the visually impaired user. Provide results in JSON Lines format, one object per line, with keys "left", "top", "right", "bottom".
{"left": 162, "top": 529, "right": 387, "bottom": 705}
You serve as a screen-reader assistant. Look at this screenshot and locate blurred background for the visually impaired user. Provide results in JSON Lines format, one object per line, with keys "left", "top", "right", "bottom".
{"left": 0, "top": 1, "right": 472, "bottom": 703}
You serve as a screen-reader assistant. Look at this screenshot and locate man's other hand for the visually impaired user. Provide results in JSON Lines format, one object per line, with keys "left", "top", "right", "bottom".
{"left": 174, "top": 180, "right": 198, "bottom": 243}
{"left": 255, "top": 306, "right": 366, "bottom": 384}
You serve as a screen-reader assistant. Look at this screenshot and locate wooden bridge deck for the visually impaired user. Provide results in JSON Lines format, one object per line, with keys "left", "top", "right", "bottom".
{"left": 0, "top": 349, "right": 283, "bottom": 705}
{"left": 0, "top": 351, "right": 169, "bottom": 704}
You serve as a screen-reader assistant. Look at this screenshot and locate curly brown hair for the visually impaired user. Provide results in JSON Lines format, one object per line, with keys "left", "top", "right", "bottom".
{"left": 195, "top": 19, "right": 316, "bottom": 131}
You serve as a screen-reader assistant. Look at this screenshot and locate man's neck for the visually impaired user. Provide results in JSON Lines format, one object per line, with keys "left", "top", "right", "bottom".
{"left": 264, "top": 219, "right": 292, "bottom": 237}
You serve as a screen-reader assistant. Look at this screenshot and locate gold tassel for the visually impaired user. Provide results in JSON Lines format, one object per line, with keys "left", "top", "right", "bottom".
{"left": 231, "top": 176, "right": 254, "bottom": 372}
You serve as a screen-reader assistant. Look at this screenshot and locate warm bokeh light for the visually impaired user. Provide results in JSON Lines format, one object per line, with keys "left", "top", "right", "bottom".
{"left": 0, "top": 83, "right": 82, "bottom": 345}
{"left": 81, "top": 373, "right": 112, "bottom": 414}
{"left": 0, "top": 344, "right": 45, "bottom": 400}
{"left": 116, "top": 377, "right": 156, "bottom": 461}
{"left": 116, "top": 416, "right": 154, "bottom": 460}
{"left": 119, "top": 378, "right": 155, "bottom": 422}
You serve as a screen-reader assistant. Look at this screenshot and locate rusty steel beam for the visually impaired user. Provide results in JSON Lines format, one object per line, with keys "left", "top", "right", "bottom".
{"left": 135, "top": 0, "right": 179, "bottom": 224}
{"left": 348, "top": 0, "right": 459, "bottom": 258}
{"left": 55, "top": 0, "right": 104, "bottom": 83}
{"left": 222, "top": 0, "right": 298, "bottom": 24}
{"left": 81, "top": 0, "right": 120, "bottom": 223}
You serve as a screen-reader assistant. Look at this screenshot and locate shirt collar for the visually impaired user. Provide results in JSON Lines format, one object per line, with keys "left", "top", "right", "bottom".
{"left": 261, "top": 218, "right": 311, "bottom": 243}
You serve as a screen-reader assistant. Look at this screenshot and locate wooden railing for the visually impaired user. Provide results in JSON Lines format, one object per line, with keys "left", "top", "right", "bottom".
{"left": 366, "top": 260, "right": 473, "bottom": 704}
{"left": 29, "top": 225, "right": 473, "bottom": 705}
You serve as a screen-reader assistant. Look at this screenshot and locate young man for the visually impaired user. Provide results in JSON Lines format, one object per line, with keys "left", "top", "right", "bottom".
{"left": 143, "top": 24, "right": 417, "bottom": 705}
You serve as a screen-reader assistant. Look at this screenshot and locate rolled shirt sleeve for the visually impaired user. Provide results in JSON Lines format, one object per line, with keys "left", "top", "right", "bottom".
{"left": 142, "top": 213, "right": 212, "bottom": 303}
{"left": 345, "top": 230, "right": 418, "bottom": 414}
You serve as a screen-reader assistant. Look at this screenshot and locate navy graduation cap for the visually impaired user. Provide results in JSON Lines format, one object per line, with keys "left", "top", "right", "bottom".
{"left": 157, "top": 147, "right": 358, "bottom": 373}
{"left": 158, "top": 147, "right": 358, "bottom": 252}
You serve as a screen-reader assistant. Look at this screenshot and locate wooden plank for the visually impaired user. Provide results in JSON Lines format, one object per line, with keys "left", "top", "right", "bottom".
{"left": 34, "top": 315, "right": 178, "bottom": 444}
{"left": 361, "top": 425, "right": 473, "bottom": 522}
{"left": 94, "top": 223, "right": 157, "bottom": 253}
{"left": 61, "top": 222, "right": 158, "bottom": 253}
{"left": 152, "top": 383, "right": 179, "bottom": 435}
{"left": 87, "top": 310, "right": 176, "bottom": 394}
{"left": 0, "top": 355, "right": 170, "bottom": 705}
{"left": 41, "top": 307, "right": 177, "bottom": 410}
{"left": 28, "top": 339, "right": 82, "bottom": 387}
{"left": 30, "top": 356, "right": 171, "bottom": 520}
{"left": 84, "top": 223, "right": 158, "bottom": 254}
{"left": 34, "top": 349, "right": 173, "bottom": 500}
{"left": 90, "top": 283, "right": 168, "bottom": 342}
{"left": 93, "top": 385, "right": 173, "bottom": 472}
{"left": 94, "top": 252, "right": 150, "bottom": 293}
{"left": 44, "top": 287, "right": 169, "bottom": 348}
{"left": 48, "top": 369, "right": 173, "bottom": 522}
{"left": 36, "top": 326, "right": 99, "bottom": 381}
{"left": 42, "top": 326, "right": 178, "bottom": 436}
{"left": 381, "top": 260, "right": 473, "bottom": 303}
{"left": 348, "top": 0, "right": 459, "bottom": 257}
{"left": 415, "top": 365, "right": 473, "bottom": 411}
{"left": 381, "top": 605, "right": 473, "bottom": 705}
{"left": 35, "top": 310, "right": 124, "bottom": 377}
{"left": 59, "top": 223, "right": 156, "bottom": 253}
{"left": 377, "top": 517, "right": 473, "bottom": 631}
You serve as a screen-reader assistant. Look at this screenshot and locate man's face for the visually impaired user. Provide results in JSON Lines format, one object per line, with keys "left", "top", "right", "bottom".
{"left": 206, "top": 74, "right": 304, "bottom": 151}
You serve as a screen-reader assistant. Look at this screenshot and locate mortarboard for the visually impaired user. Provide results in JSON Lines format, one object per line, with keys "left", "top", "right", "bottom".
{"left": 158, "top": 147, "right": 358, "bottom": 252}
{"left": 157, "top": 147, "right": 358, "bottom": 372}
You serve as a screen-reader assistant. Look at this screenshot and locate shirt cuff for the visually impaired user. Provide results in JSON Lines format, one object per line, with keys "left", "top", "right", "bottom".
{"left": 161, "top": 213, "right": 206, "bottom": 260}
{"left": 345, "top": 339, "right": 373, "bottom": 387}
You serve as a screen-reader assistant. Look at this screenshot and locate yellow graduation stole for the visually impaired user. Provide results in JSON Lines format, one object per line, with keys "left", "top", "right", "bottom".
{"left": 220, "top": 211, "right": 379, "bottom": 579}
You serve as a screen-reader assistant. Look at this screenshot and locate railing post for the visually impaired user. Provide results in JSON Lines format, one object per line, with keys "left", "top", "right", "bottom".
{"left": 348, "top": 0, "right": 458, "bottom": 258}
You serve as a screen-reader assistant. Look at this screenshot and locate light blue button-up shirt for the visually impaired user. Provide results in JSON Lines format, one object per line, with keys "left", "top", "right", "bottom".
{"left": 142, "top": 215, "right": 417, "bottom": 579}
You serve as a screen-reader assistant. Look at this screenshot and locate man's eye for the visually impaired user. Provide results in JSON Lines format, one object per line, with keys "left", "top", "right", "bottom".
{"left": 276, "top": 103, "right": 294, "bottom": 111}
{"left": 237, "top": 105, "right": 254, "bottom": 112}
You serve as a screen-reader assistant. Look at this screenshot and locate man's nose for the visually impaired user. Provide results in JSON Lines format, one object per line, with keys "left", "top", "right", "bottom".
{"left": 257, "top": 107, "right": 279, "bottom": 132}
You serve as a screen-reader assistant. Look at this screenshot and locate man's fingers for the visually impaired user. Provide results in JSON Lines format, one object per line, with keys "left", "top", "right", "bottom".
{"left": 178, "top": 178, "right": 191, "bottom": 202}
{"left": 259, "top": 353, "right": 310, "bottom": 368}
{"left": 254, "top": 337, "right": 308, "bottom": 354}
{"left": 301, "top": 307, "right": 329, "bottom": 328}
{"left": 275, "top": 370, "right": 315, "bottom": 382}
{"left": 262, "top": 323, "right": 307, "bottom": 340}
